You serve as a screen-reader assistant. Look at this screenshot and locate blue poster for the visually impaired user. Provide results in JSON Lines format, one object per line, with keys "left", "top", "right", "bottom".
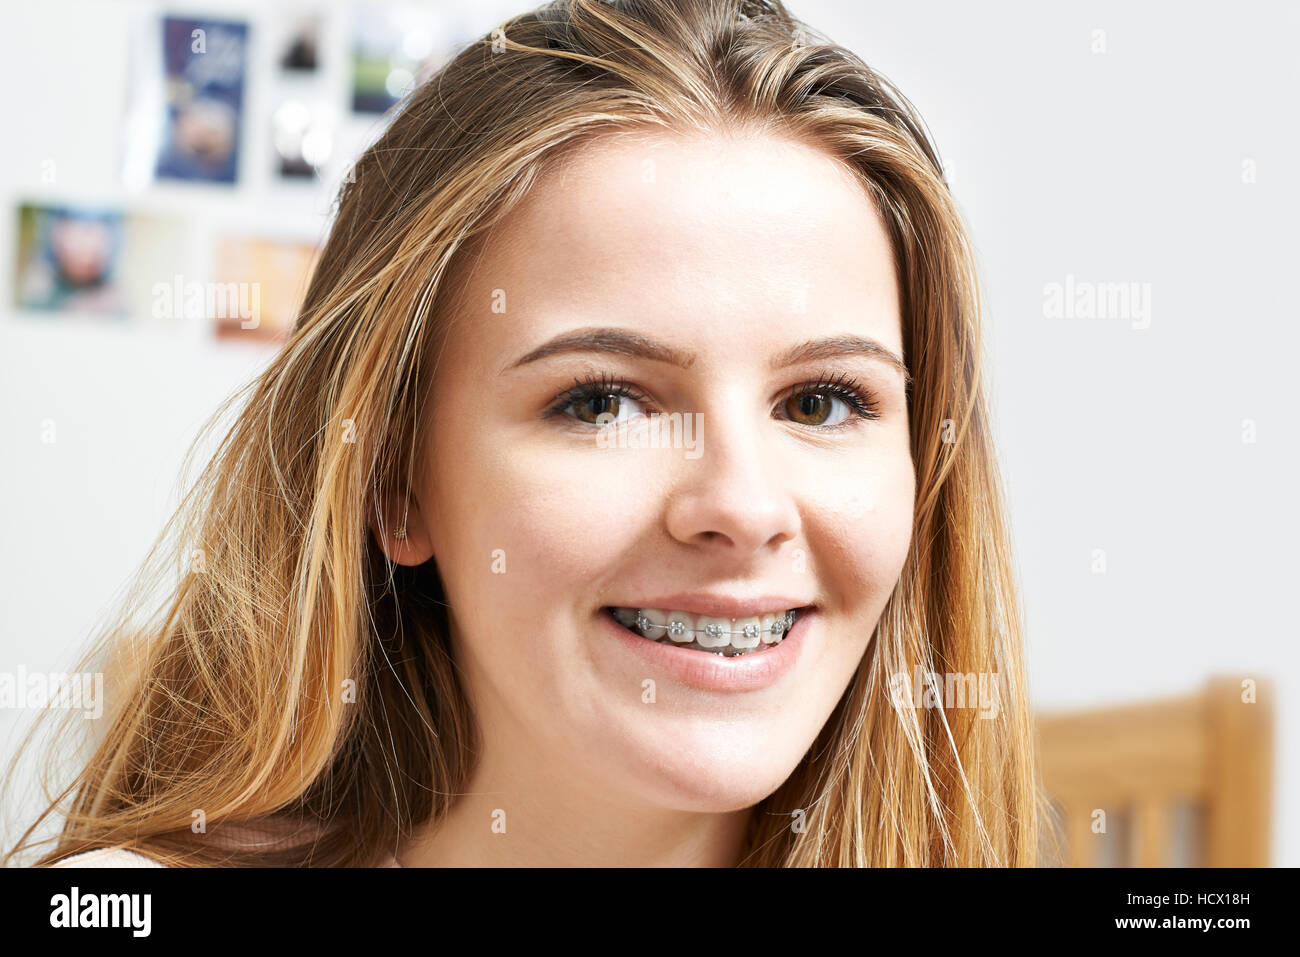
{"left": 155, "top": 17, "right": 248, "bottom": 184}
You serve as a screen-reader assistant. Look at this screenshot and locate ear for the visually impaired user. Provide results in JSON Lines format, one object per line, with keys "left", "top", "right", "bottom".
{"left": 368, "top": 487, "right": 435, "bottom": 567}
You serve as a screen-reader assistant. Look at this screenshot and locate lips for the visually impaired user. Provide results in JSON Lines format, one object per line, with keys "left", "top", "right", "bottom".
{"left": 599, "top": 603, "right": 815, "bottom": 692}
{"left": 610, "top": 594, "right": 814, "bottom": 620}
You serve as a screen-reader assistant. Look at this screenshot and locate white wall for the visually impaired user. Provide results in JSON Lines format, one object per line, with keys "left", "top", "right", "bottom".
{"left": 2, "top": 0, "right": 1294, "bottom": 864}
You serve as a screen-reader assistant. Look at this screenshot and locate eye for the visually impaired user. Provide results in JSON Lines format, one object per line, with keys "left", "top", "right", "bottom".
{"left": 777, "top": 373, "right": 880, "bottom": 428}
{"left": 545, "top": 370, "right": 881, "bottom": 430}
{"left": 547, "top": 373, "right": 652, "bottom": 425}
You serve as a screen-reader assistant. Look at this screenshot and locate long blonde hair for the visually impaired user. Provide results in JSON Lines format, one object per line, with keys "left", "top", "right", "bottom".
{"left": 5, "top": 0, "right": 1041, "bottom": 867}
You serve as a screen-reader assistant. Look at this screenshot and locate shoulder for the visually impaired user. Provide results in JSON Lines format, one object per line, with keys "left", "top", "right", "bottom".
{"left": 50, "top": 847, "right": 167, "bottom": 868}
{"left": 46, "top": 842, "right": 398, "bottom": 867}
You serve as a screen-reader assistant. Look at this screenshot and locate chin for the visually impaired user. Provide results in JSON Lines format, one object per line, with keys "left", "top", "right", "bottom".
{"left": 607, "top": 716, "right": 807, "bottom": 813}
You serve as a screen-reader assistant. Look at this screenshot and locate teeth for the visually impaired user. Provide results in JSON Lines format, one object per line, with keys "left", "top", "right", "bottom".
{"left": 732, "top": 617, "right": 762, "bottom": 649}
{"left": 696, "top": 616, "right": 733, "bottom": 648}
{"left": 665, "top": 610, "right": 694, "bottom": 643}
{"left": 613, "top": 606, "right": 800, "bottom": 656}
{"left": 636, "top": 607, "right": 667, "bottom": 638}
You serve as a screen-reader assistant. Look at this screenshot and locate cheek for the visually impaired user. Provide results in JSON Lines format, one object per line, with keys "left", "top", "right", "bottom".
{"left": 428, "top": 426, "right": 650, "bottom": 633}
{"left": 802, "top": 442, "right": 916, "bottom": 609}
{"left": 422, "top": 427, "right": 642, "bottom": 724}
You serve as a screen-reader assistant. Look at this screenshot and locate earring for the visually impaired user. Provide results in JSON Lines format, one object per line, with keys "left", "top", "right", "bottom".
{"left": 394, "top": 524, "right": 407, "bottom": 541}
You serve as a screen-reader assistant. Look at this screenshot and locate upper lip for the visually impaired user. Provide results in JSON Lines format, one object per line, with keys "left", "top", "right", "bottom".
{"left": 608, "top": 593, "right": 815, "bottom": 619}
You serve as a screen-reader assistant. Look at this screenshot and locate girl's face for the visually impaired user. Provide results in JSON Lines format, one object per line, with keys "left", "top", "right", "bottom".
{"left": 399, "top": 130, "right": 915, "bottom": 813}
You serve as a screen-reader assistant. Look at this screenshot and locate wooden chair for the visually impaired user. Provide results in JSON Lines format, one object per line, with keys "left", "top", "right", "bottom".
{"left": 1035, "top": 676, "right": 1273, "bottom": 866}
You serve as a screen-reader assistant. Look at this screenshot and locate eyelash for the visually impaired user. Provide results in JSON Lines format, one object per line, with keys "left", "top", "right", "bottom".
{"left": 544, "top": 370, "right": 881, "bottom": 428}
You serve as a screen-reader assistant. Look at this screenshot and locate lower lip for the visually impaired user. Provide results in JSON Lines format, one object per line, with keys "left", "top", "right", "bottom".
{"left": 599, "top": 606, "right": 813, "bottom": 693}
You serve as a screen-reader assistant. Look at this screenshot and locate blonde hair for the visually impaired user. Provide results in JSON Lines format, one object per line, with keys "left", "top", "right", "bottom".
{"left": 5, "top": 0, "right": 1041, "bottom": 867}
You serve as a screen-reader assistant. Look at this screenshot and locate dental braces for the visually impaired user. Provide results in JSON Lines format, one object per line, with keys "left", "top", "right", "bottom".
{"left": 632, "top": 609, "right": 797, "bottom": 640}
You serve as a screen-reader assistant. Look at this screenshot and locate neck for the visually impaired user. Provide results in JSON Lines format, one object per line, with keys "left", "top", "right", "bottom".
{"left": 395, "top": 737, "right": 754, "bottom": 867}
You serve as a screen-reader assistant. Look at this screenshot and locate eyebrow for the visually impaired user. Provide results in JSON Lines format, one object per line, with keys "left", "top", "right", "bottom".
{"left": 502, "top": 326, "right": 909, "bottom": 380}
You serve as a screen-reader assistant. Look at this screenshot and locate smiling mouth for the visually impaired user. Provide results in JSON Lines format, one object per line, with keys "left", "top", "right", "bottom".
{"left": 604, "top": 606, "right": 804, "bottom": 657}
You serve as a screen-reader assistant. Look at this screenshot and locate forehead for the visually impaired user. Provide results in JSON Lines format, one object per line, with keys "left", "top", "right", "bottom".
{"left": 448, "top": 127, "right": 901, "bottom": 363}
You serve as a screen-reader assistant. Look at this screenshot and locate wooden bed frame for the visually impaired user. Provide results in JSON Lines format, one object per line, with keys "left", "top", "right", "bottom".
{"left": 1035, "top": 676, "right": 1273, "bottom": 867}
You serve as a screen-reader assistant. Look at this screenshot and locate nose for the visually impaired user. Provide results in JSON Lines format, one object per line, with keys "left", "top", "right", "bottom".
{"left": 663, "top": 399, "right": 800, "bottom": 555}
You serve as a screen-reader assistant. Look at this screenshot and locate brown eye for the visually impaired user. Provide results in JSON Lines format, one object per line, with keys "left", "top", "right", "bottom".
{"left": 549, "top": 374, "right": 652, "bottom": 427}
{"left": 783, "top": 391, "right": 845, "bottom": 427}
{"left": 777, "top": 374, "right": 880, "bottom": 428}
{"left": 573, "top": 393, "right": 622, "bottom": 424}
